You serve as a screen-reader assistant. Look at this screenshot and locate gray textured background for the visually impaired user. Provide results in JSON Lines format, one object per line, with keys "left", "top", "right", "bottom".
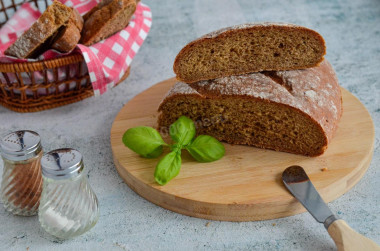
{"left": 0, "top": 0, "right": 379, "bottom": 250}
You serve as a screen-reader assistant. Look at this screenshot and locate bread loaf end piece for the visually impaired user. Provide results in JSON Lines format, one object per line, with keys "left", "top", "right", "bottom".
{"left": 160, "top": 60, "right": 342, "bottom": 157}
{"left": 81, "top": 0, "right": 136, "bottom": 46}
{"left": 173, "top": 23, "right": 326, "bottom": 83}
{"left": 51, "top": 8, "right": 84, "bottom": 52}
{"left": 4, "top": 1, "right": 72, "bottom": 59}
{"left": 83, "top": 0, "right": 114, "bottom": 20}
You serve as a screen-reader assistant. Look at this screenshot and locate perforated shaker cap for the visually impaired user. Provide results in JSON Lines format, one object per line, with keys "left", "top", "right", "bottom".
{"left": 0, "top": 130, "right": 42, "bottom": 161}
{"left": 41, "top": 148, "right": 84, "bottom": 180}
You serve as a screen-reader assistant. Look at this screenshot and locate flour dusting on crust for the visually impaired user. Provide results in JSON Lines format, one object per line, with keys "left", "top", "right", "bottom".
{"left": 161, "top": 60, "right": 342, "bottom": 143}
{"left": 166, "top": 82, "right": 200, "bottom": 96}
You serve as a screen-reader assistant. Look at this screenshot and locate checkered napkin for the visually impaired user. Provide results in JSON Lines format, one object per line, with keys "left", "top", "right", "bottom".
{"left": 0, "top": 0, "right": 152, "bottom": 96}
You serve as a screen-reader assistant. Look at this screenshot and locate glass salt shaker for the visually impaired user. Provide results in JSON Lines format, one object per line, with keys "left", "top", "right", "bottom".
{"left": 0, "top": 130, "right": 43, "bottom": 216}
{"left": 38, "top": 148, "right": 99, "bottom": 239}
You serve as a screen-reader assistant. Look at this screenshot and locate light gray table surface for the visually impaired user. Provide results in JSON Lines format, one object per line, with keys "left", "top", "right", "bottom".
{"left": 0, "top": 0, "right": 379, "bottom": 250}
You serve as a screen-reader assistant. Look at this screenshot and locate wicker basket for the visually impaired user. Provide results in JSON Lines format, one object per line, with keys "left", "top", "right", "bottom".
{"left": 0, "top": 0, "right": 130, "bottom": 113}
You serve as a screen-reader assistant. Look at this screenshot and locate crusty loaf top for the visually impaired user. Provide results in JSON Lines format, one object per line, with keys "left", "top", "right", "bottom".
{"left": 200, "top": 22, "right": 308, "bottom": 39}
{"left": 161, "top": 60, "right": 342, "bottom": 144}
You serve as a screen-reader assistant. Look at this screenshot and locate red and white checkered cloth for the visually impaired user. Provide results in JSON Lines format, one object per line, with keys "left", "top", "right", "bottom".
{"left": 0, "top": 0, "right": 152, "bottom": 96}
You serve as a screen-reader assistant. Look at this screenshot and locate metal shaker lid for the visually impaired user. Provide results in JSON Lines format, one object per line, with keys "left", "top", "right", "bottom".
{"left": 41, "top": 148, "right": 84, "bottom": 180}
{"left": 0, "top": 130, "right": 42, "bottom": 161}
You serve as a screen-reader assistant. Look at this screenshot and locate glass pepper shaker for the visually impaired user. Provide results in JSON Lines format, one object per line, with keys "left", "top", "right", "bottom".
{"left": 0, "top": 130, "right": 43, "bottom": 216}
{"left": 38, "top": 148, "right": 99, "bottom": 239}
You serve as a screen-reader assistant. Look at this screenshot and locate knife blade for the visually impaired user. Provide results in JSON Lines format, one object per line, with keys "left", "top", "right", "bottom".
{"left": 282, "top": 165, "right": 337, "bottom": 228}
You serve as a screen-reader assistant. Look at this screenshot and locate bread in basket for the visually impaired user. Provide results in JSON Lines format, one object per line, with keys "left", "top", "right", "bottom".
{"left": 0, "top": 0, "right": 149, "bottom": 112}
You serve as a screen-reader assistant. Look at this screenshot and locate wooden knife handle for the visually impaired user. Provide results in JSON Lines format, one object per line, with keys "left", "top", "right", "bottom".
{"left": 327, "top": 219, "right": 380, "bottom": 251}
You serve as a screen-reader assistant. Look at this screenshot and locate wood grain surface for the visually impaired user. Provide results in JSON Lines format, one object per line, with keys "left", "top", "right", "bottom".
{"left": 110, "top": 78, "right": 375, "bottom": 222}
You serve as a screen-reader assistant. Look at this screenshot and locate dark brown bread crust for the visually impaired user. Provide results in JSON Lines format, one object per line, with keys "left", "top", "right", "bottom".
{"left": 80, "top": 0, "right": 136, "bottom": 46}
{"left": 83, "top": 0, "right": 113, "bottom": 20}
{"left": 83, "top": 0, "right": 139, "bottom": 20}
{"left": 173, "top": 23, "right": 326, "bottom": 83}
{"left": 4, "top": 1, "right": 72, "bottom": 59}
{"left": 51, "top": 8, "right": 83, "bottom": 52}
{"left": 159, "top": 60, "right": 342, "bottom": 156}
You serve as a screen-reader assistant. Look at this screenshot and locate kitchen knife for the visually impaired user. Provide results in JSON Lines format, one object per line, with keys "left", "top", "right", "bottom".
{"left": 282, "top": 165, "right": 380, "bottom": 251}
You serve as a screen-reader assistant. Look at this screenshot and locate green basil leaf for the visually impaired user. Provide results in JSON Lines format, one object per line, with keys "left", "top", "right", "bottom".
{"left": 186, "top": 135, "right": 225, "bottom": 162}
{"left": 122, "top": 126, "right": 166, "bottom": 158}
{"left": 169, "top": 116, "right": 196, "bottom": 146}
{"left": 154, "top": 151, "right": 182, "bottom": 185}
{"left": 145, "top": 146, "right": 164, "bottom": 158}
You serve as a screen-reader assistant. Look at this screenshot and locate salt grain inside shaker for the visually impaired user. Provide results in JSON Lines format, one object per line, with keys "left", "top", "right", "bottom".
{"left": 38, "top": 148, "right": 99, "bottom": 239}
{"left": 0, "top": 130, "right": 43, "bottom": 216}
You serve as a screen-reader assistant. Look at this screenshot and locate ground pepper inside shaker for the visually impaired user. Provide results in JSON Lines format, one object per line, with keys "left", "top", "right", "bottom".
{"left": 0, "top": 130, "right": 43, "bottom": 216}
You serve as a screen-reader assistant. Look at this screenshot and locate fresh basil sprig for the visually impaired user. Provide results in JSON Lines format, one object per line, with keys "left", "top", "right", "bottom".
{"left": 122, "top": 116, "right": 225, "bottom": 185}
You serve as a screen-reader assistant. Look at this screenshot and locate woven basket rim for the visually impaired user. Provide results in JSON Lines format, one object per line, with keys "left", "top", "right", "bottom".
{"left": 0, "top": 54, "right": 84, "bottom": 72}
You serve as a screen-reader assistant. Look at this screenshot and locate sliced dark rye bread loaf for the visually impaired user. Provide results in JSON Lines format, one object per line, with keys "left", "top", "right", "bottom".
{"left": 80, "top": 0, "right": 136, "bottom": 46}
{"left": 5, "top": 1, "right": 72, "bottom": 59}
{"left": 173, "top": 23, "right": 326, "bottom": 83}
{"left": 51, "top": 7, "right": 83, "bottom": 53}
{"left": 159, "top": 60, "right": 342, "bottom": 157}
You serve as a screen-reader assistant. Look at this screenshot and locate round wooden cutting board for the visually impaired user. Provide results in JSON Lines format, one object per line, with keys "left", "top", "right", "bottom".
{"left": 111, "top": 78, "right": 375, "bottom": 222}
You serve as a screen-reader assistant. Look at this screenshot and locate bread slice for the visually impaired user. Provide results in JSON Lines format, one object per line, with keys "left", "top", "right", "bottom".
{"left": 80, "top": 0, "right": 136, "bottom": 46}
{"left": 173, "top": 23, "right": 326, "bottom": 83}
{"left": 4, "top": 1, "right": 72, "bottom": 59}
{"left": 159, "top": 60, "right": 342, "bottom": 157}
{"left": 51, "top": 8, "right": 83, "bottom": 53}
